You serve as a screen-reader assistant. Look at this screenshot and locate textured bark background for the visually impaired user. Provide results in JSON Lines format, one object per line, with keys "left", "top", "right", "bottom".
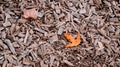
{"left": 0, "top": 0, "right": 120, "bottom": 67}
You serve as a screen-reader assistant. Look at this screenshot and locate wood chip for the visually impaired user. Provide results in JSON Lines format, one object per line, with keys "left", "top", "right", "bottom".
{"left": 63, "top": 60, "right": 74, "bottom": 66}
{"left": 49, "top": 33, "right": 58, "bottom": 43}
{"left": 34, "top": 27, "right": 47, "bottom": 36}
{"left": 40, "top": 61, "right": 48, "bottom": 67}
{"left": 0, "top": 39, "right": 8, "bottom": 49}
{"left": 50, "top": 55, "right": 55, "bottom": 67}
{"left": 38, "top": 12, "right": 44, "bottom": 18}
{"left": 7, "top": 55, "right": 14, "bottom": 63}
{"left": 57, "top": 27, "right": 64, "bottom": 35}
{"left": 3, "top": 13, "right": 11, "bottom": 27}
{"left": 24, "top": 30, "right": 29, "bottom": 44}
{"left": 2, "top": 60, "right": 8, "bottom": 67}
{"left": 97, "top": 41, "right": 104, "bottom": 50}
{"left": 5, "top": 39, "right": 16, "bottom": 54}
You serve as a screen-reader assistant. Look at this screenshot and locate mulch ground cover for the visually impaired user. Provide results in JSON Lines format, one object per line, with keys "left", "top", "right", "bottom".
{"left": 0, "top": 0, "right": 120, "bottom": 67}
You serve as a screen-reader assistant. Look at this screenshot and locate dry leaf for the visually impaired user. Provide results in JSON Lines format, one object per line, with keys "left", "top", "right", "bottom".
{"left": 23, "top": 8, "right": 38, "bottom": 19}
{"left": 64, "top": 32, "right": 81, "bottom": 48}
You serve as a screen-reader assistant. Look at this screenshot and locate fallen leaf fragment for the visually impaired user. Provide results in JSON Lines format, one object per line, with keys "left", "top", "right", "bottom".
{"left": 64, "top": 33, "right": 75, "bottom": 43}
{"left": 64, "top": 32, "right": 81, "bottom": 48}
{"left": 23, "top": 8, "right": 38, "bottom": 19}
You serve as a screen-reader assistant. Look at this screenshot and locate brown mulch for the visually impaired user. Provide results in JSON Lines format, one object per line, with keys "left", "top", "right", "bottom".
{"left": 0, "top": 0, "right": 120, "bottom": 67}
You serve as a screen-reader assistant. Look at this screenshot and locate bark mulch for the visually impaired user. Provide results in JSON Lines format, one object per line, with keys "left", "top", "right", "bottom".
{"left": 0, "top": 0, "right": 120, "bottom": 67}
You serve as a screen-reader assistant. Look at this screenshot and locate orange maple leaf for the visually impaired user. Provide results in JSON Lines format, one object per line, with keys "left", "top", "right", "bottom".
{"left": 64, "top": 32, "right": 81, "bottom": 48}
